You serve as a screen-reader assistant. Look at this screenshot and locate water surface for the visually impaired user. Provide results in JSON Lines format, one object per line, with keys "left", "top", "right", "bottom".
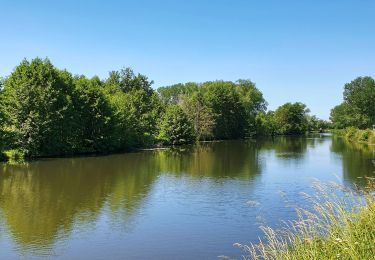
{"left": 0, "top": 135, "right": 374, "bottom": 259}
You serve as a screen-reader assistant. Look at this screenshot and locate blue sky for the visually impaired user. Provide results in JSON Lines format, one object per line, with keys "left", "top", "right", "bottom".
{"left": 1, "top": 0, "right": 375, "bottom": 119}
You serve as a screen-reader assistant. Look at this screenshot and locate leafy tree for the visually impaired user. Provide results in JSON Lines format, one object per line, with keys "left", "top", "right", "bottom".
{"left": 157, "top": 82, "right": 199, "bottom": 104}
{"left": 255, "top": 111, "right": 276, "bottom": 136}
{"left": 331, "top": 76, "right": 375, "bottom": 129}
{"left": 158, "top": 105, "right": 195, "bottom": 145}
{"left": 105, "top": 67, "right": 154, "bottom": 96}
{"left": 306, "top": 115, "right": 330, "bottom": 132}
{"left": 180, "top": 91, "right": 216, "bottom": 140}
{"left": 72, "top": 75, "right": 115, "bottom": 153}
{"left": 343, "top": 76, "right": 375, "bottom": 127}
{"left": 273, "top": 102, "right": 310, "bottom": 135}
{"left": 203, "top": 81, "right": 247, "bottom": 139}
{"left": 236, "top": 79, "right": 267, "bottom": 136}
{"left": 330, "top": 102, "right": 369, "bottom": 129}
{"left": 105, "top": 68, "right": 162, "bottom": 147}
{"left": 1, "top": 58, "right": 75, "bottom": 157}
{"left": 123, "top": 89, "right": 163, "bottom": 146}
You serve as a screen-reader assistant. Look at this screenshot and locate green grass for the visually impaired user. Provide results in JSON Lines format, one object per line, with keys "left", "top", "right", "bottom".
{"left": 236, "top": 180, "right": 375, "bottom": 260}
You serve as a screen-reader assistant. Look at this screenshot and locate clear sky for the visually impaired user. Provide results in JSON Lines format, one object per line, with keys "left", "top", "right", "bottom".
{"left": 1, "top": 0, "right": 375, "bottom": 119}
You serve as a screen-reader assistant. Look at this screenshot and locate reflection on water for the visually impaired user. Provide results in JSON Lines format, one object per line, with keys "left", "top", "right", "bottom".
{"left": 0, "top": 135, "right": 374, "bottom": 259}
{"left": 331, "top": 135, "right": 375, "bottom": 186}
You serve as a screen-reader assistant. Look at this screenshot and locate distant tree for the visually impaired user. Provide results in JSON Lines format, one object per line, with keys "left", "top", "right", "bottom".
{"left": 157, "top": 82, "right": 199, "bottom": 104}
{"left": 306, "top": 115, "right": 330, "bottom": 132}
{"left": 273, "top": 102, "right": 310, "bottom": 135}
{"left": 158, "top": 105, "right": 195, "bottom": 145}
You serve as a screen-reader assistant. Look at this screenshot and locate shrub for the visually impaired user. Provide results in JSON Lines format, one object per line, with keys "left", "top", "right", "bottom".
{"left": 345, "top": 127, "right": 358, "bottom": 141}
{"left": 3, "top": 149, "right": 26, "bottom": 163}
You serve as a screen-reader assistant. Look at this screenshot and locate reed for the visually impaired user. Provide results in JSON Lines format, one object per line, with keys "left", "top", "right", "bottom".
{"left": 236, "top": 180, "right": 375, "bottom": 259}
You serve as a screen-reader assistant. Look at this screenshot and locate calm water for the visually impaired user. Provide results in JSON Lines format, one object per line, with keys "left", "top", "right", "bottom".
{"left": 0, "top": 135, "right": 374, "bottom": 259}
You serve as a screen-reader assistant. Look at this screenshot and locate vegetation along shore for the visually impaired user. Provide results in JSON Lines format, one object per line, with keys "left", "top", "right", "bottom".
{"left": 0, "top": 58, "right": 330, "bottom": 162}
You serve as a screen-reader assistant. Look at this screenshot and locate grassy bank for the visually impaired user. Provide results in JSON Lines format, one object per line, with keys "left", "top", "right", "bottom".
{"left": 332, "top": 127, "right": 375, "bottom": 145}
{"left": 235, "top": 181, "right": 375, "bottom": 259}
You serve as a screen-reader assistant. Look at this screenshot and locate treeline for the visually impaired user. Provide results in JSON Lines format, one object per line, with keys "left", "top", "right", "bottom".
{"left": 0, "top": 58, "right": 326, "bottom": 160}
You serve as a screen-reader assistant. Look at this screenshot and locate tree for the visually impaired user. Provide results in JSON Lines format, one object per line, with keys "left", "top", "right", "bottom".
{"left": 105, "top": 68, "right": 162, "bottom": 147}
{"left": 236, "top": 79, "right": 267, "bottom": 136}
{"left": 180, "top": 91, "right": 216, "bottom": 140}
{"left": 255, "top": 111, "right": 276, "bottom": 136}
{"left": 273, "top": 102, "right": 310, "bottom": 135}
{"left": 1, "top": 58, "right": 75, "bottom": 157}
{"left": 157, "top": 82, "right": 199, "bottom": 104}
{"left": 158, "top": 105, "right": 195, "bottom": 145}
{"left": 203, "top": 81, "right": 247, "bottom": 139}
{"left": 72, "top": 76, "right": 115, "bottom": 153}
{"left": 330, "top": 76, "right": 375, "bottom": 129}
{"left": 105, "top": 67, "right": 154, "bottom": 96}
{"left": 343, "top": 77, "right": 375, "bottom": 127}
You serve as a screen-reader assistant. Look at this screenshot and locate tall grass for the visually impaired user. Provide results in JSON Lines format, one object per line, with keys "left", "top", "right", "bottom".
{"left": 236, "top": 180, "right": 375, "bottom": 259}
{"left": 332, "top": 127, "right": 375, "bottom": 145}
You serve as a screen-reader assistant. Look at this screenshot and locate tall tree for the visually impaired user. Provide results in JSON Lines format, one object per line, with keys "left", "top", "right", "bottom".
{"left": 2, "top": 58, "right": 75, "bottom": 156}
{"left": 72, "top": 75, "right": 115, "bottom": 153}
{"left": 203, "top": 81, "right": 247, "bottom": 139}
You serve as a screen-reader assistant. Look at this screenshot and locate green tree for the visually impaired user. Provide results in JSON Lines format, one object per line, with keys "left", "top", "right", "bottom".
{"left": 273, "top": 102, "right": 310, "bottom": 135}
{"left": 331, "top": 76, "right": 375, "bottom": 129}
{"left": 236, "top": 79, "right": 267, "bottom": 136}
{"left": 343, "top": 76, "right": 375, "bottom": 128}
{"left": 72, "top": 76, "right": 115, "bottom": 153}
{"left": 157, "top": 82, "right": 199, "bottom": 104}
{"left": 105, "top": 68, "right": 162, "bottom": 147}
{"left": 203, "top": 81, "right": 247, "bottom": 139}
{"left": 180, "top": 91, "right": 216, "bottom": 140}
{"left": 1, "top": 58, "right": 75, "bottom": 157}
{"left": 255, "top": 111, "right": 276, "bottom": 136}
{"left": 105, "top": 67, "right": 154, "bottom": 96}
{"left": 158, "top": 105, "right": 195, "bottom": 145}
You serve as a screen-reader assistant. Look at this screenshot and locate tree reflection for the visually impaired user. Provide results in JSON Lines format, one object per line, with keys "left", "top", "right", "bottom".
{"left": 331, "top": 135, "right": 375, "bottom": 186}
{"left": 0, "top": 141, "right": 264, "bottom": 253}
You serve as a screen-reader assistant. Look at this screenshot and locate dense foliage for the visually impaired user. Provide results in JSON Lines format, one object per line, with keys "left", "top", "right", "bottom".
{"left": 330, "top": 76, "right": 375, "bottom": 129}
{"left": 0, "top": 58, "right": 325, "bottom": 160}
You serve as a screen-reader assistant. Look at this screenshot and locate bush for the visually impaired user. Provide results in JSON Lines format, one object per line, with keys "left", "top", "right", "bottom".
{"left": 3, "top": 149, "right": 26, "bottom": 163}
{"left": 358, "top": 129, "right": 373, "bottom": 142}
{"left": 369, "top": 132, "right": 375, "bottom": 145}
{"left": 345, "top": 127, "right": 358, "bottom": 141}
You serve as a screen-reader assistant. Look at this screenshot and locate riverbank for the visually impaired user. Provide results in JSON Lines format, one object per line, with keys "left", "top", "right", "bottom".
{"left": 0, "top": 134, "right": 326, "bottom": 164}
{"left": 332, "top": 127, "right": 375, "bottom": 145}
{"left": 237, "top": 180, "right": 375, "bottom": 259}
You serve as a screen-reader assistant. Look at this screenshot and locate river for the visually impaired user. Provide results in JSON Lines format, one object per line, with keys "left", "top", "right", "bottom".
{"left": 0, "top": 134, "right": 374, "bottom": 259}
